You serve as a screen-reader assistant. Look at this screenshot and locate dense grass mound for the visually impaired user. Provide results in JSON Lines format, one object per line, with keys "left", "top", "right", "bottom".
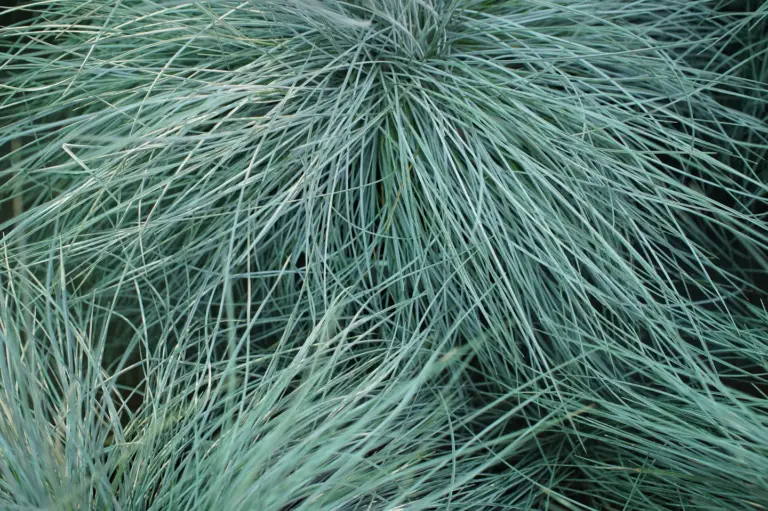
{"left": 1, "top": 0, "right": 767, "bottom": 509}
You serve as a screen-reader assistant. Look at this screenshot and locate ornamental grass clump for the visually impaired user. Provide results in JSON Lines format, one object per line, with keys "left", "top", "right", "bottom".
{"left": 0, "top": 262, "right": 568, "bottom": 509}
{"left": 1, "top": 0, "right": 767, "bottom": 509}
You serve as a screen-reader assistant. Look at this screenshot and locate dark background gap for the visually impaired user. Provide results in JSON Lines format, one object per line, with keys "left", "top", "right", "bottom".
{"left": 1, "top": 0, "right": 30, "bottom": 228}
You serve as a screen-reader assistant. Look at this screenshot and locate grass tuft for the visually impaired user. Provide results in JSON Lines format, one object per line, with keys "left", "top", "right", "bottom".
{"left": 1, "top": 0, "right": 767, "bottom": 508}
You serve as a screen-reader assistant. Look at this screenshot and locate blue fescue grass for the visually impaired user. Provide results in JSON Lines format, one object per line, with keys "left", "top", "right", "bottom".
{"left": 1, "top": 1, "right": 768, "bottom": 509}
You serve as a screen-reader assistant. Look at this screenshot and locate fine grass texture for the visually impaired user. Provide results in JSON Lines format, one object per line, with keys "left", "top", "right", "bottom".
{"left": 1, "top": 0, "right": 767, "bottom": 509}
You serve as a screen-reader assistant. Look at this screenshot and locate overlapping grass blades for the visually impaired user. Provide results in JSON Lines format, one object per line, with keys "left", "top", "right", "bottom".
{"left": 1, "top": 251, "right": 585, "bottom": 509}
{"left": 1, "top": 0, "right": 767, "bottom": 509}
